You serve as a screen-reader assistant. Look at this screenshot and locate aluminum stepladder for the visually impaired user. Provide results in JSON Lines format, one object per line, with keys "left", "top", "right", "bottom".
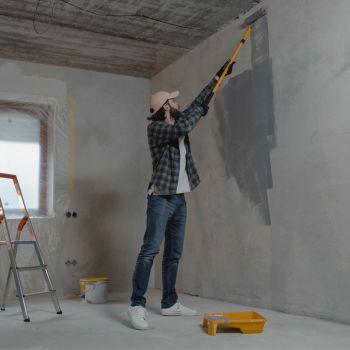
{"left": 0, "top": 172, "right": 62, "bottom": 322}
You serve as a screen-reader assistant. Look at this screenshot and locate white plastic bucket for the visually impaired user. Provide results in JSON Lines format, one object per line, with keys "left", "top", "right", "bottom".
{"left": 79, "top": 277, "right": 109, "bottom": 299}
{"left": 85, "top": 281, "right": 108, "bottom": 304}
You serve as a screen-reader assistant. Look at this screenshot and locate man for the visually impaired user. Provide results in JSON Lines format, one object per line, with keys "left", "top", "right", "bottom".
{"left": 128, "top": 62, "right": 233, "bottom": 330}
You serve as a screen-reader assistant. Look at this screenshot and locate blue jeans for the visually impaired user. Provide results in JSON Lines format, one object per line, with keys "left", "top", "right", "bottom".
{"left": 131, "top": 193, "right": 187, "bottom": 309}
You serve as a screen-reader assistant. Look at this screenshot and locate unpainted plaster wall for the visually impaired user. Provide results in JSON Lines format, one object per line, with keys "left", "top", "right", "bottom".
{"left": 0, "top": 59, "right": 151, "bottom": 298}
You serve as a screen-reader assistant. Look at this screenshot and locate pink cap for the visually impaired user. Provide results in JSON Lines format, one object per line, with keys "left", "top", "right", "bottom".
{"left": 150, "top": 90, "right": 179, "bottom": 115}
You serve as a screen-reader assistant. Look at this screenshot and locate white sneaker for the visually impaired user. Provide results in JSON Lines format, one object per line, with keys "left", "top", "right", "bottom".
{"left": 128, "top": 306, "right": 149, "bottom": 330}
{"left": 161, "top": 302, "right": 198, "bottom": 316}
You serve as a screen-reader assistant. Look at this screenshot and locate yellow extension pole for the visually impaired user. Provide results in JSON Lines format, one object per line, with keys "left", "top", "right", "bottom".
{"left": 212, "top": 25, "right": 252, "bottom": 94}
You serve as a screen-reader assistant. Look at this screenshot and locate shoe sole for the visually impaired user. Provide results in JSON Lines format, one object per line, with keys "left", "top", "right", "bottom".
{"left": 161, "top": 311, "right": 198, "bottom": 316}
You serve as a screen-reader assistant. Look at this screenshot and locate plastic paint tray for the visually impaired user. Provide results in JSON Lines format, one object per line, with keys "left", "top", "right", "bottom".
{"left": 203, "top": 311, "right": 266, "bottom": 336}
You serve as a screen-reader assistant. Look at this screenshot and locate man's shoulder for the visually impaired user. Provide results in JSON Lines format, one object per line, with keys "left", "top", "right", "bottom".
{"left": 147, "top": 120, "right": 168, "bottom": 132}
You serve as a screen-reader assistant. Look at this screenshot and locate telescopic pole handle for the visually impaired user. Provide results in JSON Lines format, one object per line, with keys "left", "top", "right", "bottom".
{"left": 212, "top": 26, "right": 252, "bottom": 95}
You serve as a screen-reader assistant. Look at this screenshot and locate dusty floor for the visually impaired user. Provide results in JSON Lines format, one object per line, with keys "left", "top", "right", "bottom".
{"left": 0, "top": 289, "right": 349, "bottom": 349}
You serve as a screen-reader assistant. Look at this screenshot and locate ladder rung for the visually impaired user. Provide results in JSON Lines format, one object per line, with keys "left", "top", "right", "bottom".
{"left": 16, "top": 265, "right": 47, "bottom": 272}
{"left": 0, "top": 240, "right": 6, "bottom": 245}
{"left": 11, "top": 240, "right": 36, "bottom": 245}
{"left": 21, "top": 290, "right": 56, "bottom": 298}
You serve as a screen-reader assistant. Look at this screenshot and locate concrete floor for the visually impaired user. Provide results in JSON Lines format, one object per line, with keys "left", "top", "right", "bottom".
{"left": 0, "top": 290, "right": 349, "bottom": 349}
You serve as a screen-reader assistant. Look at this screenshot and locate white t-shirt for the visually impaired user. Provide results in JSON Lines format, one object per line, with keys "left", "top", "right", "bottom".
{"left": 176, "top": 136, "right": 191, "bottom": 194}
{"left": 149, "top": 136, "right": 191, "bottom": 195}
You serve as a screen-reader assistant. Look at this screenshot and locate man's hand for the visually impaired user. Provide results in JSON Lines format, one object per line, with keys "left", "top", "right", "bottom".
{"left": 215, "top": 60, "right": 234, "bottom": 80}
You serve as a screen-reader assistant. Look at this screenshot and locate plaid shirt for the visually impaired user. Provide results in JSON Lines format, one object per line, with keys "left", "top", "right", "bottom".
{"left": 147, "top": 78, "right": 217, "bottom": 194}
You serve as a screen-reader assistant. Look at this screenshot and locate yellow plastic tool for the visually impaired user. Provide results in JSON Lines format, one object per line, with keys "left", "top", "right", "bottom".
{"left": 208, "top": 8, "right": 267, "bottom": 101}
{"left": 212, "top": 25, "right": 252, "bottom": 94}
{"left": 203, "top": 311, "right": 266, "bottom": 336}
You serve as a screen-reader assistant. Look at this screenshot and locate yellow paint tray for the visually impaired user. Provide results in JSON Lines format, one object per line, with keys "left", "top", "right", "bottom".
{"left": 203, "top": 311, "right": 266, "bottom": 336}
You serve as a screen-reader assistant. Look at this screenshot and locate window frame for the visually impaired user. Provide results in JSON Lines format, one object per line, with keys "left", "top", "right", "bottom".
{"left": 0, "top": 100, "right": 52, "bottom": 217}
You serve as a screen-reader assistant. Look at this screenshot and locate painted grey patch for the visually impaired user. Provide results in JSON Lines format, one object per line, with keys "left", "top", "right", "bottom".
{"left": 253, "top": 58, "right": 274, "bottom": 194}
{"left": 213, "top": 13, "right": 274, "bottom": 225}
{"left": 215, "top": 65, "right": 270, "bottom": 224}
{"left": 251, "top": 15, "right": 270, "bottom": 66}
{"left": 253, "top": 18, "right": 275, "bottom": 135}
{"left": 266, "top": 153, "right": 273, "bottom": 189}
{"left": 252, "top": 14, "right": 274, "bottom": 223}
{"left": 251, "top": 14, "right": 275, "bottom": 193}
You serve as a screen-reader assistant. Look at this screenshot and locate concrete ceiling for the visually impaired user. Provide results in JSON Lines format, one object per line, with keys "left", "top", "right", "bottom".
{"left": 0, "top": 0, "right": 258, "bottom": 78}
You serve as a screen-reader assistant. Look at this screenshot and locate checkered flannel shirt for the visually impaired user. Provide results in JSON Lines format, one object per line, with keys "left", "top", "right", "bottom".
{"left": 147, "top": 78, "right": 217, "bottom": 194}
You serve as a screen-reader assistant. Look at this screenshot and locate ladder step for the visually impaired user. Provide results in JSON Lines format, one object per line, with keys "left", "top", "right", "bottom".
{"left": 16, "top": 265, "right": 47, "bottom": 272}
{"left": 1, "top": 177, "right": 62, "bottom": 321}
{"left": 11, "top": 240, "right": 36, "bottom": 245}
{"left": 20, "top": 290, "right": 56, "bottom": 298}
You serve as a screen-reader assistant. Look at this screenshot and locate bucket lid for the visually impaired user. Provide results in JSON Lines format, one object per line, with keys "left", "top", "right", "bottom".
{"left": 79, "top": 277, "right": 110, "bottom": 282}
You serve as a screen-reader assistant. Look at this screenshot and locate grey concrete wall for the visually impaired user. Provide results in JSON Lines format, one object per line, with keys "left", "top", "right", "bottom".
{"left": 151, "top": 0, "right": 350, "bottom": 324}
{"left": 0, "top": 59, "right": 150, "bottom": 298}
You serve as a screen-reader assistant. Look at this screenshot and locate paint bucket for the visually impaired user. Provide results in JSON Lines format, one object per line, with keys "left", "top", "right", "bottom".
{"left": 79, "top": 277, "right": 110, "bottom": 303}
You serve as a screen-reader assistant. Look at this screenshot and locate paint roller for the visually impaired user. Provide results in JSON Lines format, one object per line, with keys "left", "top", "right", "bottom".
{"left": 204, "top": 8, "right": 267, "bottom": 107}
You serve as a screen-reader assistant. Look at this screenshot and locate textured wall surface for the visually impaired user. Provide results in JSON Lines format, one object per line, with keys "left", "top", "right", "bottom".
{"left": 0, "top": 59, "right": 150, "bottom": 298}
{"left": 152, "top": 0, "right": 350, "bottom": 324}
{"left": 267, "top": 0, "right": 350, "bottom": 324}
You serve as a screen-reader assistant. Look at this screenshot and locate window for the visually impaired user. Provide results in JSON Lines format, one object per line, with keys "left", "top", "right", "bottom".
{"left": 0, "top": 101, "right": 53, "bottom": 217}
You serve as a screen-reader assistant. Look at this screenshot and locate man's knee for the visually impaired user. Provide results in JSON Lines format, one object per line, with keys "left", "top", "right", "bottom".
{"left": 139, "top": 243, "right": 160, "bottom": 260}
{"left": 163, "top": 249, "right": 182, "bottom": 262}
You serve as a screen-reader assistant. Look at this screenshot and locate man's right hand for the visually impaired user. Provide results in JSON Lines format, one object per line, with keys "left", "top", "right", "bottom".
{"left": 215, "top": 60, "right": 234, "bottom": 79}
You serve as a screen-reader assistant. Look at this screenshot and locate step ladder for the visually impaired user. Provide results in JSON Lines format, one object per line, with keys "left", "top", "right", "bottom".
{"left": 0, "top": 173, "right": 62, "bottom": 322}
